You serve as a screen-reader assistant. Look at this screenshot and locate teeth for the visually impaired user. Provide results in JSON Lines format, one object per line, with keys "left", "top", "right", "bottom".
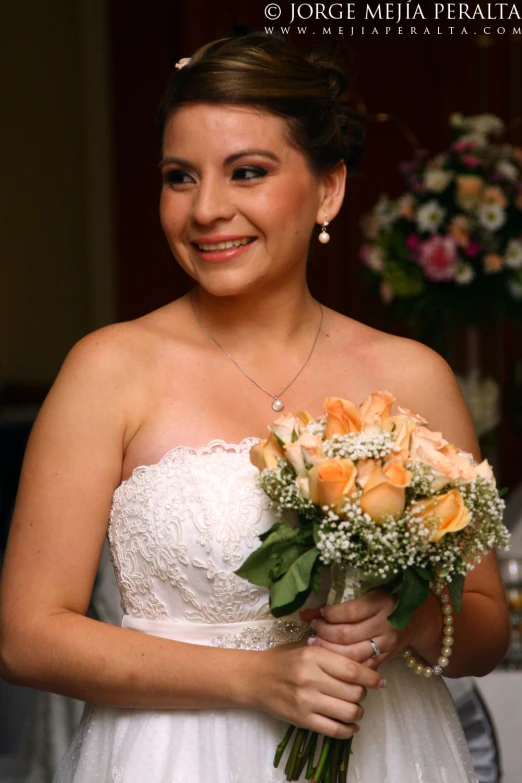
{"left": 196, "top": 238, "right": 252, "bottom": 251}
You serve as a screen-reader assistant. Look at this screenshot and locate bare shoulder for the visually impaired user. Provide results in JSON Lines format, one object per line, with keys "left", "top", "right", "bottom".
{"left": 328, "top": 311, "right": 479, "bottom": 458}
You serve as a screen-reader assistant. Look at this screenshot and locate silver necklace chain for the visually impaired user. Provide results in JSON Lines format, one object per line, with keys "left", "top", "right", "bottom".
{"left": 189, "top": 288, "right": 323, "bottom": 412}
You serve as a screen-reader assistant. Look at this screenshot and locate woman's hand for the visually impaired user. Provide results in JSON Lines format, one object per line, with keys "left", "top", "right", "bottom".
{"left": 299, "top": 590, "right": 404, "bottom": 670}
{"left": 250, "top": 641, "right": 385, "bottom": 740}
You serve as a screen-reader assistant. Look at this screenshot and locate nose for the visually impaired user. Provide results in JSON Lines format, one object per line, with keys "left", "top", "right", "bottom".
{"left": 191, "top": 174, "right": 235, "bottom": 227}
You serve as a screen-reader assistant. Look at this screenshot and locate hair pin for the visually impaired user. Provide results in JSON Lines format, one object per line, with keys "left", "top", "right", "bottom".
{"left": 175, "top": 57, "right": 191, "bottom": 70}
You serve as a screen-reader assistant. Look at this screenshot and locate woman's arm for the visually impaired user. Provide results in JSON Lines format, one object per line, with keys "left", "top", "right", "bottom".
{"left": 305, "top": 340, "right": 510, "bottom": 678}
{"left": 0, "top": 325, "right": 382, "bottom": 736}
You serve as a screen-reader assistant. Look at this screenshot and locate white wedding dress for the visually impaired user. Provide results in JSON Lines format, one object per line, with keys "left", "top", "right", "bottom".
{"left": 53, "top": 437, "right": 478, "bottom": 783}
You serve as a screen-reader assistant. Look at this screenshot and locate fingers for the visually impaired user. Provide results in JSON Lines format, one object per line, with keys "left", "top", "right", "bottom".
{"left": 308, "top": 714, "right": 361, "bottom": 740}
{"left": 318, "top": 647, "right": 384, "bottom": 690}
{"left": 308, "top": 636, "right": 374, "bottom": 663}
{"left": 310, "top": 616, "right": 379, "bottom": 646}
{"left": 321, "top": 590, "right": 396, "bottom": 624}
{"left": 317, "top": 694, "right": 365, "bottom": 726}
{"left": 299, "top": 607, "right": 323, "bottom": 623}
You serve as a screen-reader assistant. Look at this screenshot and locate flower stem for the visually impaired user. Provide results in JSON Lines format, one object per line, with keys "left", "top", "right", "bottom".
{"left": 311, "top": 736, "right": 332, "bottom": 783}
{"left": 339, "top": 737, "right": 352, "bottom": 783}
{"left": 274, "top": 724, "right": 295, "bottom": 768}
{"left": 306, "top": 732, "right": 319, "bottom": 778}
{"left": 329, "top": 740, "right": 341, "bottom": 783}
{"left": 295, "top": 730, "right": 318, "bottom": 779}
{"left": 285, "top": 728, "right": 307, "bottom": 779}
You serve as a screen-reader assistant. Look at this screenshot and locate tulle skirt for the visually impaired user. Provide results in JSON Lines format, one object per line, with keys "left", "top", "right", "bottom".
{"left": 53, "top": 618, "right": 477, "bottom": 783}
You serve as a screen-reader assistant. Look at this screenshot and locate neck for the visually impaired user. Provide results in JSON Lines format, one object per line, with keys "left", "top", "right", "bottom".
{"left": 189, "top": 282, "right": 321, "bottom": 353}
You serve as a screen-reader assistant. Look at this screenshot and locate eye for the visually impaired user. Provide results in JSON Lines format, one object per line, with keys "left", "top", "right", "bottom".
{"left": 163, "top": 169, "right": 195, "bottom": 186}
{"left": 232, "top": 166, "right": 267, "bottom": 182}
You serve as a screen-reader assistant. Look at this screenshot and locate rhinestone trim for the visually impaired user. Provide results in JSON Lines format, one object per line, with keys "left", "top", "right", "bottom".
{"left": 209, "top": 620, "right": 313, "bottom": 651}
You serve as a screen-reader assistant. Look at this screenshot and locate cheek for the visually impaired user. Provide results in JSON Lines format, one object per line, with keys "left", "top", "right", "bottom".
{"left": 160, "top": 191, "right": 187, "bottom": 239}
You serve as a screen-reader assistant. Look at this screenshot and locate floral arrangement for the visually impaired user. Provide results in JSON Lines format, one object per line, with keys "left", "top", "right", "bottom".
{"left": 360, "top": 114, "right": 522, "bottom": 333}
{"left": 236, "top": 390, "right": 509, "bottom": 782}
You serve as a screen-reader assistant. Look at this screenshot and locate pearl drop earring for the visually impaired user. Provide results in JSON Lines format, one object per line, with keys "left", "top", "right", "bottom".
{"left": 318, "top": 215, "right": 330, "bottom": 244}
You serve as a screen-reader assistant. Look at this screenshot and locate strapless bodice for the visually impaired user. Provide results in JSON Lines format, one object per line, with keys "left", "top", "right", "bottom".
{"left": 107, "top": 437, "right": 280, "bottom": 626}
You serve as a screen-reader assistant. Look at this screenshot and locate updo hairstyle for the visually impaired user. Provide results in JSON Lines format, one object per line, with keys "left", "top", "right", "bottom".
{"left": 157, "top": 32, "right": 364, "bottom": 175}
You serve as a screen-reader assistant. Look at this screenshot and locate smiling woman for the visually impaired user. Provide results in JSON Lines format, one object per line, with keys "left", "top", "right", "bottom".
{"left": 0, "top": 30, "right": 508, "bottom": 783}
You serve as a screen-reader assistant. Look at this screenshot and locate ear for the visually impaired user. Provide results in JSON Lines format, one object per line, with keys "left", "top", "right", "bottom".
{"left": 315, "top": 161, "right": 347, "bottom": 225}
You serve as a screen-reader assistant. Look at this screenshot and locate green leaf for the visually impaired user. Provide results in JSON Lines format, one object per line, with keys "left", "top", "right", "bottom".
{"left": 291, "top": 429, "right": 299, "bottom": 443}
{"left": 387, "top": 567, "right": 430, "bottom": 629}
{"left": 259, "top": 522, "right": 288, "bottom": 542}
{"left": 270, "top": 547, "right": 320, "bottom": 617}
{"left": 498, "top": 487, "right": 509, "bottom": 498}
{"left": 412, "top": 565, "right": 434, "bottom": 582}
{"left": 448, "top": 573, "right": 465, "bottom": 614}
{"left": 235, "top": 525, "right": 301, "bottom": 587}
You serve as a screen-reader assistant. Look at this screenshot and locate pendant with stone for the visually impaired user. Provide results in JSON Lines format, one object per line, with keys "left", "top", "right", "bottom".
{"left": 272, "top": 398, "right": 284, "bottom": 412}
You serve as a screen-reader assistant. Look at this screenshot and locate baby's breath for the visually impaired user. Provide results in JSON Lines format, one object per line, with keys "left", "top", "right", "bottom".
{"left": 323, "top": 432, "right": 396, "bottom": 461}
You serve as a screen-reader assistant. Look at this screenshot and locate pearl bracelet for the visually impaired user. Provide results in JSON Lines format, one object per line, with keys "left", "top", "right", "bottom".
{"left": 401, "top": 583, "right": 454, "bottom": 677}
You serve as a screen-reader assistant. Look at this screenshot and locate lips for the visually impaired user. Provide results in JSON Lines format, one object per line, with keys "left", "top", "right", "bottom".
{"left": 192, "top": 236, "right": 255, "bottom": 251}
{"left": 191, "top": 235, "right": 257, "bottom": 263}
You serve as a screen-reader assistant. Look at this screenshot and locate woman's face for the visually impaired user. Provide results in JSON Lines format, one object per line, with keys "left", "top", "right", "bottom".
{"left": 159, "top": 103, "right": 343, "bottom": 297}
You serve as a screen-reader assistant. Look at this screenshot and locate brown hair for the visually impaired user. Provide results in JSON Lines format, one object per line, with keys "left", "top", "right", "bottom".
{"left": 157, "top": 32, "right": 364, "bottom": 175}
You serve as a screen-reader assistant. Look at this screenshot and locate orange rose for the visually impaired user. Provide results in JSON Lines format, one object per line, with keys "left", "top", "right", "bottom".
{"left": 383, "top": 406, "right": 427, "bottom": 450}
{"left": 410, "top": 489, "right": 471, "bottom": 542}
{"left": 484, "top": 253, "right": 503, "bottom": 274}
{"left": 359, "top": 459, "right": 412, "bottom": 522}
{"left": 296, "top": 409, "right": 316, "bottom": 426}
{"left": 323, "top": 397, "right": 362, "bottom": 439}
{"left": 448, "top": 215, "right": 470, "bottom": 247}
{"left": 481, "top": 186, "right": 507, "bottom": 207}
{"left": 308, "top": 458, "right": 357, "bottom": 513}
{"left": 360, "top": 390, "right": 395, "bottom": 424}
{"left": 250, "top": 433, "right": 285, "bottom": 471}
{"left": 456, "top": 174, "right": 484, "bottom": 211}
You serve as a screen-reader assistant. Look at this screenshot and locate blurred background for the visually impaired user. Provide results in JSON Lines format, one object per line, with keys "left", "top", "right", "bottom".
{"left": 0, "top": 1, "right": 521, "bottom": 781}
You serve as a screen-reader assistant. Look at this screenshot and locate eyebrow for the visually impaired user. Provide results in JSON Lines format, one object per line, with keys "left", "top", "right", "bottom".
{"left": 158, "top": 148, "right": 280, "bottom": 168}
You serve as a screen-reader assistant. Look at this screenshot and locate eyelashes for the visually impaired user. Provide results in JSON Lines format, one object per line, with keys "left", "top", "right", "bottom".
{"left": 162, "top": 166, "right": 268, "bottom": 187}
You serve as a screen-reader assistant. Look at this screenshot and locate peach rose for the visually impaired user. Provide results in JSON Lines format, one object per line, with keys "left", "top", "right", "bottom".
{"left": 484, "top": 253, "right": 503, "bottom": 274}
{"left": 308, "top": 458, "right": 358, "bottom": 513}
{"left": 268, "top": 412, "right": 304, "bottom": 446}
{"left": 359, "top": 458, "right": 412, "bottom": 522}
{"left": 481, "top": 186, "right": 507, "bottom": 207}
{"left": 410, "top": 488, "right": 471, "bottom": 542}
{"left": 448, "top": 215, "right": 470, "bottom": 247}
{"left": 383, "top": 406, "right": 427, "bottom": 450}
{"left": 250, "top": 433, "right": 285, "bottom": 471}
{"left": 410, "top": 427, "right": 493, "bottom": 489}
{"left": 283, "top": 432, "right": 327, "bottom": 477}
{"left": 295, "top": 476, "right": 310, "bottom": 500}
{"left": 456, "top": 174, "right": 484, "bottom": 211}
{"left": 359, "top": 390, "right": 395, "bottom": 426}
{"left": 296, "top": 409, "right": 316, "bottom": 427}
{"left": 399, "top": 194, "right": 416, "bottom": 220}
{"left": 323, "top": 397, "right": 362, "bottom": 439}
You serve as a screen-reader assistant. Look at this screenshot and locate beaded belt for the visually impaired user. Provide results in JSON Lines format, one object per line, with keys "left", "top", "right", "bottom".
{"left": 122, "top": 615, "right": 313, "bottom": 651}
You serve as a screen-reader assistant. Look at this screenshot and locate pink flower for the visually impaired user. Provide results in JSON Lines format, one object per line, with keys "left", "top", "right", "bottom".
{"left": 418, "top": 235, "right": 458, "bottom": 281}
{"left": 406, "top": 234, "right": 421, "bottom": 254}
{"left": 462, "top": 155, "right": 482, "bottom": 168}
{"left": 453, "top": 140, "right": 478, "bottom": 153}
{"left": 465, "top": 241, "right": 481, "bottom": 258}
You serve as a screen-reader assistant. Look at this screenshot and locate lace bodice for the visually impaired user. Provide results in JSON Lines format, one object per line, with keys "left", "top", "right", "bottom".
{"left": 108, "top": 437, "right": 278, "bottom": 625}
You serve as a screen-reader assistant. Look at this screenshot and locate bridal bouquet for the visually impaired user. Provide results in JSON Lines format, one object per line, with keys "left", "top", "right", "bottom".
{"left": 235, "top": 390, "right": 509, "bottom": 783}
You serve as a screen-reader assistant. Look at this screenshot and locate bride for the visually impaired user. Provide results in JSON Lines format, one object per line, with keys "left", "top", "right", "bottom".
{"left": 0, "top": 32, "right": 509, "bottom": 782}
